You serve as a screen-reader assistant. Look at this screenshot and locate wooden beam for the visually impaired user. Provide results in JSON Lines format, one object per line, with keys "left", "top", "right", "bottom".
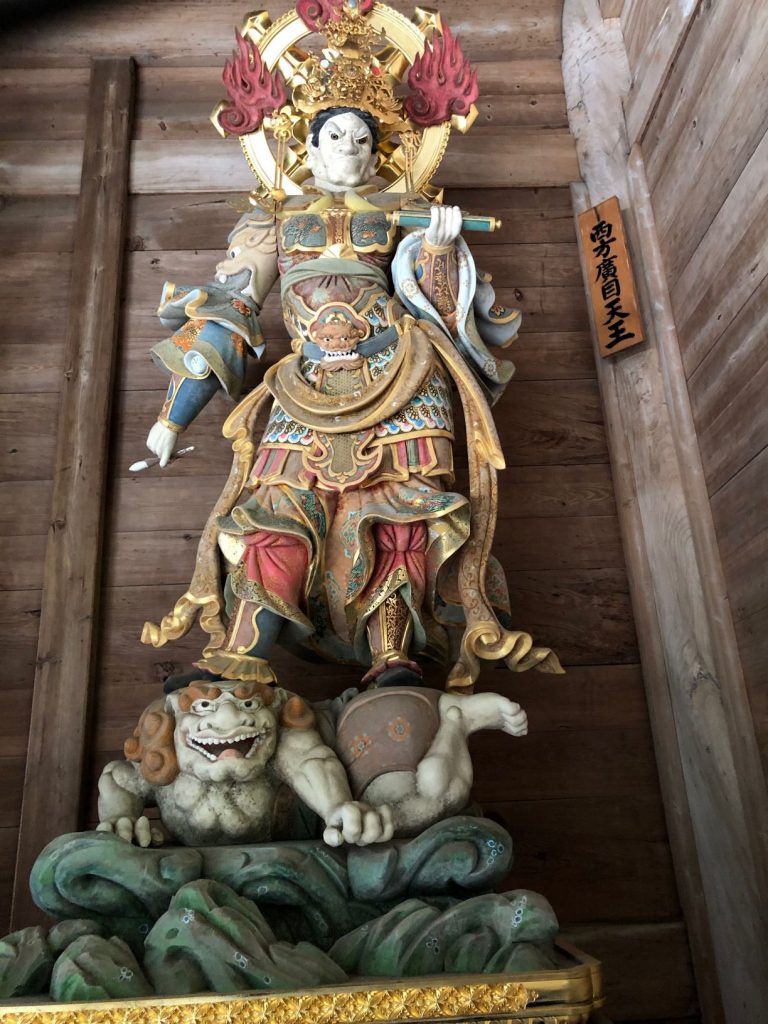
{"left": 625, "top": 148, "right": 768, "bottom": 981}
{"left": 578, "top": 190, "right": 733, "bottom": 1024}
{"left": 10, "top": 58, "right": 135, "bottom": 929}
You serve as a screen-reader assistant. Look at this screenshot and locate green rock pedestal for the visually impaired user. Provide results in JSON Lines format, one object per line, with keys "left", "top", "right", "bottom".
{"left": 0, "top": 816, "right": 593, "bottom": 1006}
{"left": 30, "top": 816, "right": 514, "bottom": 951}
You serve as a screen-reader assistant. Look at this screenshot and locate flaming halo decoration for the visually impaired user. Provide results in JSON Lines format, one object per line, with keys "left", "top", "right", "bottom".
{"left": 211, "top": 0, "right": 480, "bottom": 201}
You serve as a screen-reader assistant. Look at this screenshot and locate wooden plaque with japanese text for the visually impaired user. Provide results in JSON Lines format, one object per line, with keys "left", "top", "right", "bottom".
{"left": 578, "top": 196, "right": 644, "bottom": 357}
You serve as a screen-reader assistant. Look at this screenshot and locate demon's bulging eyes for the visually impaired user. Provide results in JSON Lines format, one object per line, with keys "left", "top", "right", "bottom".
{"left": 189, "top": 695, "right": 262, "bottom": 715}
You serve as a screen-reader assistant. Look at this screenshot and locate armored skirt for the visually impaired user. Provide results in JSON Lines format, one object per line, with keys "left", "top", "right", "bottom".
{"left": 143, "top": 191, "right": 561, "bottom": 689}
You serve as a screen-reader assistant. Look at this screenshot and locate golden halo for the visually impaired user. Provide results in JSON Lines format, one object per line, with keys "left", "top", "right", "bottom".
{"left": 216, "top": 3, "right": 459, "bottom": 197}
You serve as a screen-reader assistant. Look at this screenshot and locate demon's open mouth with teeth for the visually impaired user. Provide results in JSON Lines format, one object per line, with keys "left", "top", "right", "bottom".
{"left": 186, "top": 728, "right": 271, "bottom": 761}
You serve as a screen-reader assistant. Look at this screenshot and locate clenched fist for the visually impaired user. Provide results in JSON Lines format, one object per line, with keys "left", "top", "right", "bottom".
{"left": 323, "top": 801, "right": 395, "bottom": 847}
{"left": 424, "top": 204, "right": 462, "bottom": 248}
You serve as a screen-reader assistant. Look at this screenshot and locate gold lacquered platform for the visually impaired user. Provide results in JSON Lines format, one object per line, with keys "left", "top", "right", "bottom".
{"left": 0, "top": 942, "right": 603, "bottom": 1024}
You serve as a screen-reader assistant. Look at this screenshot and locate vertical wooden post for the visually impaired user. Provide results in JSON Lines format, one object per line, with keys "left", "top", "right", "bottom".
{"left": 10, "top": 58, "right": 135, "bottom": 929}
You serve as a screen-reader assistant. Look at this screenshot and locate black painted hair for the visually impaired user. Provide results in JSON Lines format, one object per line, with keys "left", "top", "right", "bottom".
{"left": 307, "top": 107, "right": 380, "bottom": 154}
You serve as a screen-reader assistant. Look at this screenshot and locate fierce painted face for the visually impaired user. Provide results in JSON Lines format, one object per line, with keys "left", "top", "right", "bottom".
{"left": 167, "top": 682, "right": 279, "bottom": 782}
{"left": 307, "top": 111, "right": 377, "bottom": 189}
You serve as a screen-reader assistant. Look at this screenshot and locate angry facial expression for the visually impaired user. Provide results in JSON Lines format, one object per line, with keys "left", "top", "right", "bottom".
{"left": 167, "top": 682, "right": 279, "bottom": 782}
{"left": 307, "top": 111, "right": 377, "bottom": 190}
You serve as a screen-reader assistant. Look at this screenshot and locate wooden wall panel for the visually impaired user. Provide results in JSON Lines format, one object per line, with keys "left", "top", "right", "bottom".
{"left": 623, "top": 0, "right": 768, "bottom": 786}
{"left": 620, "top": 0, "right": 702, "bottom": 147}
{"left": 642, "top": 0, "right": 768, "bottom": 287}
{"left": 0, "top": 49, "right": 579, "bottom": 194}
{"left": 0, "top": 134, "right": 578, "bottom": 194}
{"left": 0, "top": 70, "right": 90, "bottom": 139}
{"left": 128, "top": 187, "right": 581, "bottom": 250}
{"left": 710, "top": 448, "right": 768, "bottom": 774}
{"left": 0, "top": 0, "right": 565, "bottom": 66}
{"left": 0, "top": 97, "right": 81, "bottom": 935}
{"left": 564, "top": 922, "right": 698, "bottom": 1021}
{"left": 669, "top": 131, "right": 768, "bottom": 380}
{"left": 687, "top": 274, "right": 768, "bottom": 496}
{"left": 133, "top": 64, "right": 570, "bottom": 138}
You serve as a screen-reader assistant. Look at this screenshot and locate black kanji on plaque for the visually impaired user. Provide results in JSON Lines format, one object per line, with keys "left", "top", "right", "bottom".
{"left": 603, "top": 296, "right": 636, "bottom": 348}
{"left": 579, "top": 197, "right": 643, "bottom": 356}
{"left": 595, "top": 255, "right": 618, "bottom": 281}
{"left": 590, "top": 220, "right": 616, "bottom": 261}
{"left": 589, "top": 219, "right": 614, "bottom": 244}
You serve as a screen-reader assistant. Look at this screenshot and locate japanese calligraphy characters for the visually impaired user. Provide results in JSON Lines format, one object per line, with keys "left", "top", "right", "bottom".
{"left": 578, "top": 196, "right": 644, "bottom": 357}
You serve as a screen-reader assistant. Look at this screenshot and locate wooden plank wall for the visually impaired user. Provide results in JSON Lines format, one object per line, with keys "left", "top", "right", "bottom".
{"left": 621, "top": 0, "right": 768, "bottom": 781}
{"left": 0, "top": 98, "right": 82, "bottom": 935}
{"left": 1, "top": 2, "right": 696, "bottom": 1018}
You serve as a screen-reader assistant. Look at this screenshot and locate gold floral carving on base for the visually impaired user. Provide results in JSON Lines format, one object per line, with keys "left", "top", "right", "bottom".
{"left": 0, "top": 944, "right": 604, "bottom": 1024}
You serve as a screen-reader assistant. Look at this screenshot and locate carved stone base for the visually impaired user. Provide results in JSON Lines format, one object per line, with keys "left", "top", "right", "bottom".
{"left": 29, "top": 817, "right": 517, "bottom": 952}
{"left": 0, "top": 818, "right": 603, "bottom": 1017}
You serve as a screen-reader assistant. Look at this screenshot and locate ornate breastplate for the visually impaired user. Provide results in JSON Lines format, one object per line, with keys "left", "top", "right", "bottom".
{"left": 278, "top": 204, "right": 396, "bottom": 260}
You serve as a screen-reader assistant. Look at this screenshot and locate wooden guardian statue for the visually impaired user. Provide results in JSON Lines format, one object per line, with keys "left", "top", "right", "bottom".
{"left": 141, "top": 0, "right": 563, "bottom": 696}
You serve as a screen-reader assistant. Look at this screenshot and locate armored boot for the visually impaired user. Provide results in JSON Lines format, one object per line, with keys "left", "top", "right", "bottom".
{"left": 196, "top": 599, "right": 285, "bottom": 684}
{"left": 362, "top": 589, "right": 423, "bottom": 688}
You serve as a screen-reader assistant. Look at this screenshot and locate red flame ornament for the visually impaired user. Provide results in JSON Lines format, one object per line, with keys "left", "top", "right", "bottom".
{"left": 404, "top": 24, "right": 479, "bottom": 127}
{"left": 218, "top": 30, "right": 289, "bottom": 136}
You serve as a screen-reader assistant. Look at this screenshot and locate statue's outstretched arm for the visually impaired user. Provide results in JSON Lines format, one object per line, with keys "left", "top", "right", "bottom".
{"left": 146, "top": 205, "right": 279, "bottom": 465}
{"left": 274, "top": 726, "right": 394, "bottom": 848}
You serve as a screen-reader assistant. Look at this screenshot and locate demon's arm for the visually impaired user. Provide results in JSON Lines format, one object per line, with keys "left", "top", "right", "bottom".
{"left": 96, "top": 760, "right": 159, "bottom": 847}
{"left": 273, "top": 719, "right": 394, "bottom": 848}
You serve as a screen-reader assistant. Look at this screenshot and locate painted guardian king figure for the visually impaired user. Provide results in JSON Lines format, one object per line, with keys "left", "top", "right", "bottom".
{"left": 141, "top": 0, "right": 563, "bottom": 695}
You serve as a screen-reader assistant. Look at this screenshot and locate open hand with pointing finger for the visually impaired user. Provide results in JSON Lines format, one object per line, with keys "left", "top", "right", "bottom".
{"left": 146, "top": 420, "right": 179, "bottom": 468}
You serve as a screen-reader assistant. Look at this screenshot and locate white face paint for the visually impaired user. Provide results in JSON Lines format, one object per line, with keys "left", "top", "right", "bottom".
{"left": 307, "top": 111, "right": 377, "bottom": 191}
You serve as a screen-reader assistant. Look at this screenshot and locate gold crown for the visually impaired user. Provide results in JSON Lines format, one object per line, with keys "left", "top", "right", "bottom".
{"left": 291, "top": 2, "right": 403, "bottom": 124}
{"left": 293, "top": 51, "right": 403, "bottom": 125}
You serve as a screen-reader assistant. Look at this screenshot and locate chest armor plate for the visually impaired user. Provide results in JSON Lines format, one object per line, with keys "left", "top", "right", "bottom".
{"left": 279, "top": 208, "right": 396, "bottom": 256}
